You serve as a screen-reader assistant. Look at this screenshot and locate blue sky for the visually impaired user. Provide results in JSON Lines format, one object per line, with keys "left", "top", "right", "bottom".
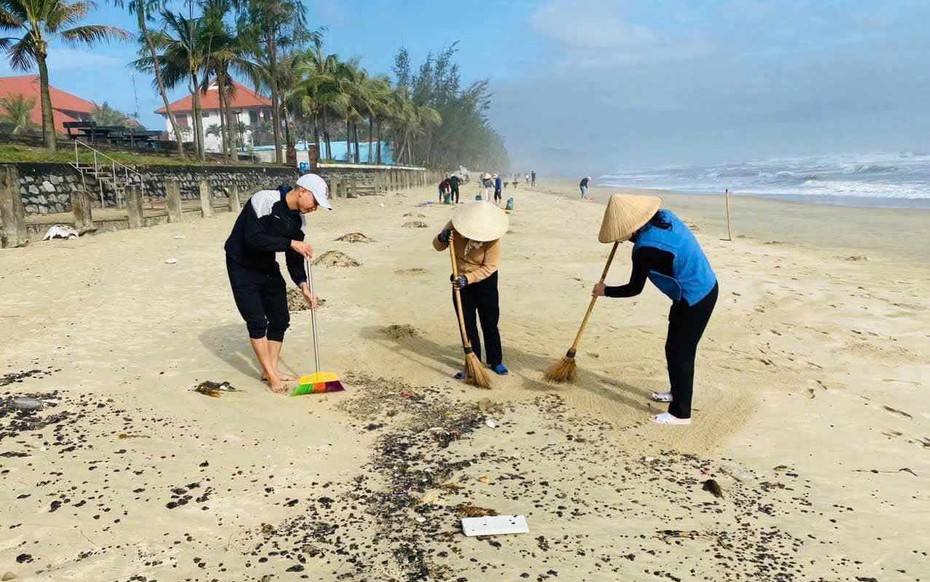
{"left": 2, "top": 0, "right": 929, "bottom": 174}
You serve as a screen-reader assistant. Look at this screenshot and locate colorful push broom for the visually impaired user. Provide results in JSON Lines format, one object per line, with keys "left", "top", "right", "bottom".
{"left": 292, "top": 257, "right": 345, "bottom": 395}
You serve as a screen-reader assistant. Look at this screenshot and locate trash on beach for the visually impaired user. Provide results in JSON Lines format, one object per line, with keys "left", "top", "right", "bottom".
{"left": 402, "top": 221, "right": 429, "bottom": 228}
{"left": 164, "top": 258, "right": 178, "bottom": 265}
{"left": 173, "top": 235, "right": 185, "bottom": 239}
{"left": 845, "top": 255, "right": 870, "bottom": 262}
{"left": 484, "top": 418, "right": 497, "bottom": 429}
{"left": 194, "top": 381, "right": 237, "bottom": 397}
{"left": 456, "top": 504, "right": 499, "bottom": 518}
{"left": 702, "top": 479, "right": 724, "bottom": 498}
{"left": 9, "top": 397, "right": 43, "bottom": 411}
{"left": 404, "top": 212, "right": 426, "bottom": 218}
{"left": 42, "top": 224, "right": 78, "bottom": 240}
{"left": 461, "top": 514, "right": 529, "bottom": 537}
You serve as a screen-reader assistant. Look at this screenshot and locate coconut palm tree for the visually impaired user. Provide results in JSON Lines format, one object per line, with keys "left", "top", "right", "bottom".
{"left": 135, "top": 10, "right": 208, "bottom": 160}
{"left": 114, "top": 0, "right": 185, "bottom": 157}
{"left": 0, "top": 93, "right": 36, "bottom": 134}
{"left": 0, "top": 0, "right": 130, "bottom": 151}
{"left": 293, "top": 37, "right": 343, "bottom": 161}
{"left": 363, "top": 75, "right": 391, "bottom": 164}
{"left": 90, "top": 101, "right": 130, "bottom": 126}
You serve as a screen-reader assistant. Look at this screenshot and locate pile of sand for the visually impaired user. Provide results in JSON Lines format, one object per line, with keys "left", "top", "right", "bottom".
{"left": 395, "top": 268, "right": 427, "bottom": 276}
{"left": 312, "top": 251, "right": 361, "bottom": 268}
{"left": 383, "top": 324, "right": 418, "bottom": 339}
{"left": 335, "top": 233, "right": 374, "bottom": 243}
{"left": 402, "top": 221, "right": 428, "bottom": 229}
{"left": 404, "top": 212, "right": 426, "bottom": 218}
{"left": 287, "top": 288, "right": 326, "bottom": 311}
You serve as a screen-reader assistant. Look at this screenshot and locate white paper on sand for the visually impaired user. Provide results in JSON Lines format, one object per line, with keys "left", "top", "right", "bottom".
{"left": 461, "top": 515, "right": 529, "bottom": 537}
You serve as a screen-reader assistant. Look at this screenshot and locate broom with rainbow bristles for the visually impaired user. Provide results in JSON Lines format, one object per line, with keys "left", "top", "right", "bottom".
{"left": 292, "top": 257, "right": 345, "bottom": 395}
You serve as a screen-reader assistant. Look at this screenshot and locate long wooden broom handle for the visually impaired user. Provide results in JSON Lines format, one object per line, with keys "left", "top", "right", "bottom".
{"left": 566, "top": 241, "right": 620, "bottom": 356}
{"left": 448, "top": 233, "right": 473, "bottom": 351}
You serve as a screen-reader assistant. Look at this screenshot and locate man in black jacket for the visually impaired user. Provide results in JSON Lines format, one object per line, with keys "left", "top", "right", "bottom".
{"left": 224, "top": 173, "right": 331, "bottom": 393}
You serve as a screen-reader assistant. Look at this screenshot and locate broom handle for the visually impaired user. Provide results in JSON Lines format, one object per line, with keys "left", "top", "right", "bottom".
{"left": 448, "top": 233, "right": 473, "bottom": 352}
{"left": 306, "top": 257, "right": 321, "bottom": 374}
{"left": 566, "top": 241, "right": 620, "bottom": 356}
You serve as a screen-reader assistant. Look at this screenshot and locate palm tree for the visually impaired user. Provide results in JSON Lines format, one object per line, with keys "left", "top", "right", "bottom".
{"left": 363, "top": 75, "right": 391, "bottom": 164}
{"left": 114, "top": 0, "right": 185, "bottom": 157}
{"left": 236, "top": 0, "right": 307, "bottom": 164}
{"left": 201, "top": 0, "right": 244, "bottom": 161}
{"left": 0, "top": 0, "right": 130, "bottom": 151}
{"left": 90, "top": 101, "right": 130, "bottom": 126}
{"left": 0, "top": 93, "right": 36, "bottom": 134}
{"left": 136, "top": 11, "right": 208, "bottom": 160}
{"left": 293, "top": 36, "right": 343, "bottom": 161}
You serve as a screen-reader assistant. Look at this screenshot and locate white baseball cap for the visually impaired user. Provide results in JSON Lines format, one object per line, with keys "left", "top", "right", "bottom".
{"left": 295, "top": 173, "right": 331, "bottom": 210}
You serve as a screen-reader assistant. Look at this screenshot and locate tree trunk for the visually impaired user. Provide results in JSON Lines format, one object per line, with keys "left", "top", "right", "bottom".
{"left": 36, "top": 47, "right": 56, "bottom": 151}
{"left": 312, "top": 113, "right": 320, "bottom": 160}
{"left": 353, "top": 123, "right": 361, "bottom": 163}
{"left": 191, "top": 73, "right": 205, "bottom": 161}
{"left": 268, "top": 33, "right": 283, "bottom": 164}
{"left": 322, "top": 108, "right": 331, "bottom": 160}
{"left": 138, "top": 6, "right": 185, "bottom": 158}
{"left": 376, "top": 121, "right": 382, "bottom": 165}
{"left": 367, "top": 117, "right": 375, "bottom": 164}
{"left": 223, "top": 74, "right": 238, "bottom": 162}
{"left": 218, "top": 81, "right": 229, "bottom": 158}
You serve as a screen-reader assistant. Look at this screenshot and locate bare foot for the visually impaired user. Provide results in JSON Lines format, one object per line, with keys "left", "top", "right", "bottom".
{"left": 262, "top": 371, "right": 296, "bottom": 382}
{"left": 265, "top": 376, "right": 292, "bottom": 395}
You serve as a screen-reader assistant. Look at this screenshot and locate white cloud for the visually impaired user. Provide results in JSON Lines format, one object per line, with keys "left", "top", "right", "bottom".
{"left": 529, "top": 0, "right": 711, "bottom": 67}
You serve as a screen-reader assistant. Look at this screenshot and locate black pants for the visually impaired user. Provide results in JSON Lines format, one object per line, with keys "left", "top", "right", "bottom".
{"left": 227, "top": 257, "right": 290, "bottom": 342}
{"left": 451, "top": 186, "right": 459, "bottom": 203}
{"left": 666, "top": 283, "right": 718, "bottom": 418}
{"left": 453, "top": 271, "right": 502, "bottom": 366}
{"left": 493, "top": 189, "right": 502, "bottom": 203}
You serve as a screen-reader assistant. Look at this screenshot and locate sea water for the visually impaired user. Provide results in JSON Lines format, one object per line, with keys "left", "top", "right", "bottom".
{"left": 598, "top": 152, "right": 930, "bottom": 209}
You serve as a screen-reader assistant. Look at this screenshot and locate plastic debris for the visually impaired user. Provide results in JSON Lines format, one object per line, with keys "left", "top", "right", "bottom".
{"left": 42, "top": 224, "right": 78, "bottom": 240}
{"left": 462, "top": 515, "right": 529, "bottom": 537}
{"left": 165, "top": 258, "right": 178, "bottom": 265}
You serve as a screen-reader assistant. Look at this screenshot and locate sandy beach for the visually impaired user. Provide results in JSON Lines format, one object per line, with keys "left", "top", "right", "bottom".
{"left": 1, "top": 177, "right": 928, "bottom": 581}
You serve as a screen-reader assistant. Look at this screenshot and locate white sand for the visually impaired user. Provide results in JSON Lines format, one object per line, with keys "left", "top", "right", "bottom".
{"left": 0, "top": 177, "right": 927, "bottom": 581}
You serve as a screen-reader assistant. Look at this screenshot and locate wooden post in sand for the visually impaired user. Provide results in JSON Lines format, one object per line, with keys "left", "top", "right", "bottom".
{"left": 0, "top": 165, "right": 26, "bottom": 248}
{"left": 71, "top": 188, "right": 94, "bottom": 231}
{"left": 165, "top": 178, "right": 183, "bottom": 223}
{"left": 228, "top": 184, "right": 241, "bottom": 213}
{"left": 725, "top": 189, "right": 733, "bottom": 241}
{"left": 126, "top": 185, "right": 144, "bottom": 229}
{"left": 199, "top": 180, "right": 213, "bottom": 218}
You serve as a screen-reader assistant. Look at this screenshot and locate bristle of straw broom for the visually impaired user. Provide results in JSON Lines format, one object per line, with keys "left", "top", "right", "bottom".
{"left": 464, "top": 352, "right": 492, "bottom": 389}
{"left": 543, "top": 354, "right": 578, "bottom": 384}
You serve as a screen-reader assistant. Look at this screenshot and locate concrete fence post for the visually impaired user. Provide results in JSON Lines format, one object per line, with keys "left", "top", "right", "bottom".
{"left": 199, "top": 180, "right": 213, "bottom": 218}
{"left": 228, "top": 184, "right": 241, "bottom": 213}
{"left": 165, "top": 178, "right": 183, "bottom": 223}
{"left": 126, "top": 185, "right": 145, "bottom": 229}
{"left": 71, "top": 188, "right": 94, "bottom": 231}
{"left": 0, "top": 165, "right": 27, "bottom": 248}
{"left": 348, "top": 174, "right": 357, "bottom": 198}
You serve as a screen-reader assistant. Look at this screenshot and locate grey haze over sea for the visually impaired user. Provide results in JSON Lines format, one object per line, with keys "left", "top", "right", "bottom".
{"left": 597, "top": 152, "right": 930, "bottom": 209}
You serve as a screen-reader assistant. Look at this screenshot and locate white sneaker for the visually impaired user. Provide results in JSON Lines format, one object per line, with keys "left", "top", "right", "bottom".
{"left": 651, "top": 391, "right": 673, "bottom": 403}
{"left": 650, "top": 412, "right": 691, "bottom": 425}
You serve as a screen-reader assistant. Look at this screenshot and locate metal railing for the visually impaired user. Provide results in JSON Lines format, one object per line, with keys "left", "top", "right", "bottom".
{"left": 71, "top": 140, "right": 145, "bottom": 208}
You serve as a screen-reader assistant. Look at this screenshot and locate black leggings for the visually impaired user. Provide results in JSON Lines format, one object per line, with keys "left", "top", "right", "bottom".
{"left": 451, "top": 186, "right": 459, "bottom": 203}
{"left": 453, "top": 271, "right": 502, "bottom": 367}
{"left": 494, "top": 189, "right": 502, "bottom": 203}
{"left": 666, "top": 283, "right": 718, "bottom": 418}
{"left": 227, "top": 257, "right": 290, "bottom": 342}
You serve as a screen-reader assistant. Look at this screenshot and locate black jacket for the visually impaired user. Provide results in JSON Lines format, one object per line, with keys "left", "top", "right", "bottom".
{"left": 224, "top": 190, "right": 307, "bottom": 285}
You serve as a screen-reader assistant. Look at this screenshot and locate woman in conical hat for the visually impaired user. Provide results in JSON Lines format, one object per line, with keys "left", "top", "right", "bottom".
{"left": 433, "top": 201, "right": 510, "bottom": 377}
{"left": 592, "top": 195, "right": 718, "bottom": 425}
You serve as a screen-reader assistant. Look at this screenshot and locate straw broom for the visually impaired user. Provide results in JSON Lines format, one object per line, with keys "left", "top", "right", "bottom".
{"left": 449, "top": 233, "right": 491, "bottom": 389}
{"left": 544, "top": 241, "right": 620, "bottom": 383}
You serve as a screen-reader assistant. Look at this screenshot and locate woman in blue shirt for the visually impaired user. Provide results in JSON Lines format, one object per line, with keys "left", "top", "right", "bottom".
{"left": 592, "top": 195, "right": 718, "bottom": 425}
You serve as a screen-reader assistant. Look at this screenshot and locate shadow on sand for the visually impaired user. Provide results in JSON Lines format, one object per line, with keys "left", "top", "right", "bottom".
{"left": 360, "top": 325, "right": 654, "bottom": 415}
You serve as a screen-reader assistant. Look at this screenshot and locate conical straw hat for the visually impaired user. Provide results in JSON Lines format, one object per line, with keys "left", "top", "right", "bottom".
{"left": 598, "top": 194, "right": 662, "bottom": 243}
{"left": 452, "top": 201, "right": 509, "bottom": 242}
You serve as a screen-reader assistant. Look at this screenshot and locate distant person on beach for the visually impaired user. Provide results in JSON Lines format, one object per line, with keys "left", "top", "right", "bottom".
{"left": 592, "top": 195, "right": 717, "bottom": 425}
{"left": 580, "top": 176, "right": 591, "bottom": 199}
{"left": 449, "top": 174, "right": 461, "bottom": 203}
{"left": 438, "top": 177, "right": 451, "bottom": 202}
{"left": 224, "top": 174, "right": 331, "bottom": 394}
{"left": 433, "top": 202, "right": 510, "bottom": 378}
{"left": 481, "top": 174, "right": 494, "bottom": 199}
{"left": 531, "top": 171, "right": 536, "bottom": 186}
{"left": 494, "top": 174, "right": 503, "bottom": 204}
{"left": 525, "top": 173, "right": 530, "bottom": 184}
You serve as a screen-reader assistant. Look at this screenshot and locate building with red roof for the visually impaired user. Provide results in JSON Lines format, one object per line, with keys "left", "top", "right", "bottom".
{"left": 156, "top": 81, "right": 273, "bottom": 151}
{"left": 0, "top": 75, "right": 95, "bottom": 133}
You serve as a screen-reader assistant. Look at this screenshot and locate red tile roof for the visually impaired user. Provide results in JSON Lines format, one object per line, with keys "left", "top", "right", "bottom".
{"left": 0, "top": 75, "right": 96, "bottom": 133}
{"left": 156, "top": 81, "right": 271, "bottom": 114}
